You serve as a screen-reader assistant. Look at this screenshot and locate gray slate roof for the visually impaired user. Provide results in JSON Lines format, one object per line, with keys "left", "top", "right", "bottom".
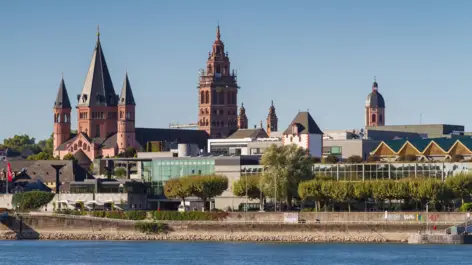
{"left": 226, "top": 128, "right": 268, "bottom": 139}
{"left": 119, "top": 73, "right": 136, "bottom": 106}
{"left": 54, "top": 78, "right": 72, "bottom": 109}
{"left": 283, "top": 112, "right": 323, "bottom": 135}
{"left": 0, "top": 160, "right": 88, "bottom": 192}
{"left": 366, "top": 90, "right": 385, "bottom": 108}
{"left": 77, "top": 36, "right": 118, "bottom": 107}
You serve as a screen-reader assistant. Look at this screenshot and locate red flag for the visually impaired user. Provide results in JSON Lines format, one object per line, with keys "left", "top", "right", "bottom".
{"left": 7, "top": 163, "right": 12, "bottom": 182}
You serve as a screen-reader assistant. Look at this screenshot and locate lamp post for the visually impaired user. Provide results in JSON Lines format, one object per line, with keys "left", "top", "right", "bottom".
{"left": 425, "top": 202, "right": 429, "bottom": 235}
{"left": 51, "top": 164, "right": 65, "bottom": 203}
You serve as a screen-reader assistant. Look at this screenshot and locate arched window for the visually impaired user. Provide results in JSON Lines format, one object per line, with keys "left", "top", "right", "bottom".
{"left": 64, "top": 114, "right": 68, "bottom": 123}
{"left": 372, "top": 113, "right": 377, "bottom": 123}
{"left": 120, "top": 111, "right": 123, "bottom": 119}
{"left": 216, "top": 65, "right": 221, "bottom": 74}
{"left": 57, "top": 114, "right": 61, "bottom": 123}
{"left": 200, "top": 91, "right": 204, "bottom": 104}
{"left": 205, "top": 91, "right": 209, "bottom": 104}
{"left": 83, "top": 143, "right": 87, "bottom": 149}
{"left": 54, "top": 114, "right": 57, "bottom": 123}
{"left": 379, "top": 114, "right": 383, "bottom": 123}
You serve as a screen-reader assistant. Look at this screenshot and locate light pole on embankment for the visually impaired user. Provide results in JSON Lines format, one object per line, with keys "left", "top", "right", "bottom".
{"left": 51, "top": 164, "right": 65, "bottom": 206}
{"left": 425, "top": 202, "right": 429, "bottom": 234}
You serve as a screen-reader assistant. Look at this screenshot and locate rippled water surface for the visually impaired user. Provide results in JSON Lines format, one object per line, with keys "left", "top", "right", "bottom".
{"left": 0, "top": 241, "right": 471, "bottom": 264}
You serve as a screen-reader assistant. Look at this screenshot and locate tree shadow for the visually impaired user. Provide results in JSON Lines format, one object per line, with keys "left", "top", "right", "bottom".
{"left": 0, "top": 214, "right": 40, "bottom": 240}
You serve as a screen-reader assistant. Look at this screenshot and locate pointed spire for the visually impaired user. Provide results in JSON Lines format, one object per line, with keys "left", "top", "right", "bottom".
{"left": 271, "top": 100, "right": 274, "bottom": 107}
{"left": 260, "top": 120, "right": 263, "bottom": 128}
{"left": 78, "top": 27, "right": 117, "bottom": 107}
{"left": 216, "top": 23, "right": 221, "bottom": 41}
{"left": 54, "top": 76, "right": 71, "bottom": 109}
{"left": 119, "top": 72, "right": 136, "bottom": 106}
{"left": 97, "top": 24, "right": 100, "bottom": 38}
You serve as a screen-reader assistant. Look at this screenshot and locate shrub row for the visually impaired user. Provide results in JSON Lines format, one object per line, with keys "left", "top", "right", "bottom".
{"left": 152, "top": 211, "right": 228, "bottom": 221}
{"left": 12, "top": 191, "right": 55, "bottom": 210}
{"left": 135, "top": 221, "right": 169, "bottom": 234}
{"left": 90, "top": 210, "right": 147, "bottom": 220}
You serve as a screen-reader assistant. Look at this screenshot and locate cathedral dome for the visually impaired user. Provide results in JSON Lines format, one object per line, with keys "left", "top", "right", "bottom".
{"left": 365, "top": 90, "right": 385, "bottom": 108}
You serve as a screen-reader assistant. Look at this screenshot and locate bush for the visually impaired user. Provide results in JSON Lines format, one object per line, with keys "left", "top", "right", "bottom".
{"left": 324, "top": 155, "right": 339, "bottom": 164}
{"left": 346, "top": 155, "right": 363, "bottom": 163}
{"left": 55, "top": 209, "right": 87, "bottom": 216}
{"left": 125, "top": 211, "right": 147, "bottom": 220}
{"left": 460, "top": 202, "right": 472, "bottom": 212}
{"left": 114, "top": 167, "right": 126, "bottom": 177}
{"left": 12, "top": 191, "right": 55, "bottom": 210}
{"left": 152, "top": 211, "right": 228, "bottom": 221}
{"left": 135, "top": 221, "right": 169, "bottom": 234}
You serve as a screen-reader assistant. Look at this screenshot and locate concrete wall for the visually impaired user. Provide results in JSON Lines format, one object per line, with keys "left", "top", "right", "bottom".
{"left": 0, "top": 193, "right": 147, "bottom": 211}
{"left": 226, "top": 211, "right": 468, "bottom": 224}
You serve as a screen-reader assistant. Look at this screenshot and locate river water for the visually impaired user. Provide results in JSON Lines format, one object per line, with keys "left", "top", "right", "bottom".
{"left": 0, "top": 241, "right": 470, "bottom": 264}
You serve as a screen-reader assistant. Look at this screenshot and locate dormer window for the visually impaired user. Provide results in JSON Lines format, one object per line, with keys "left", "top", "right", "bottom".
{"left": 292, "top": 124, "right": 299, "bottom": 134}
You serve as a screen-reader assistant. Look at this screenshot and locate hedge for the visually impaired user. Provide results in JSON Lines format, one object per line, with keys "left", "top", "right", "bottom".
{"left": 12, "top": 191, "right": 55, "bottom": 210}
{"left": 90, "top": 211, "right": 147, "bottom": 220}
{"left": 152, "top": 211, "right": 228, "bottom": 221}
{"left": 135, "top": 221, "right": 169, "bottom": 234}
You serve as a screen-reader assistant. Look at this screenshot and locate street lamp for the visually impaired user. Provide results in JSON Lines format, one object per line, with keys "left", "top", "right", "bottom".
{"left": 425, "top": 202, "right": 429, "bottom": 234}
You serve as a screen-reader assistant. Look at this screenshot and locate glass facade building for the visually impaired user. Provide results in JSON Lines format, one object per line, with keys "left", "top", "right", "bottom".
{"left": 144, "top": 158, "right": 216, "bottom": 197}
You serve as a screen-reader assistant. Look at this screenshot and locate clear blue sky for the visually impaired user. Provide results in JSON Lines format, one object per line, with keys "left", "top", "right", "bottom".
{"left": 1, "top": 0, "right": 472, "bottom": 141}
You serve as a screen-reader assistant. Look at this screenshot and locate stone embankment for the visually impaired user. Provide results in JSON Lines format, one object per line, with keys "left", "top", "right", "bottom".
{"left": 0, "top": 231, "right": 394, "bottom": 243}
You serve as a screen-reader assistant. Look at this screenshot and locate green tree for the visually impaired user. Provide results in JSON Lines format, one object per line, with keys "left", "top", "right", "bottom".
{"left": 62, "top": 153, "right": 76, "bottom": 161}
{"left": 298, "top": 180, "right": 326, "bottom": 211}
{"left": 260, "top": 144, "right": 313, "bottom": 210}
{"left": 114, "top": 167, "right": 126, "bottom": 178}
{"left": 3, "top": 134, "right": 41, "bottom": 155}
{"left": 445, "top": 174, "right": 472, "bottom": 204}
{"left": 37, "top": 133, "right": 54, "bottom": 157}
{"left": 164, "top": 177, "right": 193, "bottom": 206}
{"left": 232, "top": 174, "right": 264, "bottom": 210}
{"left": 190, "top": 175, "right": 228, "bottom": 211}
{"left": 354, "top": 181, "right": 372, "bottom": 211}
{"left": 346, "top": 155, "right": 363, "bottom": 163}
{"left": 371, "top": 180, "right": 388, "bottom": 208}
{"left": 331, "top": 181, "right": 355, "bottom": 212}
{"left": 26, "top": 151, "right": 52, "bottom": 160}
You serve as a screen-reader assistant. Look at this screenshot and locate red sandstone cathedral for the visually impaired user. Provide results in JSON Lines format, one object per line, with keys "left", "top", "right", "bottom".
{"left": 53, "top": 26, "right": 277, "bottom": 161}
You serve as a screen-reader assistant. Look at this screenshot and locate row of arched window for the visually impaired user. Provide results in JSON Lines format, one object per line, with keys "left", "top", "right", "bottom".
{"left": 199, "top": 108, "right": 237, "bottom": 116}
{"left": 200, "top": 90, "right": 237, "bottom": 105}
{"left": 199, "top": 119, "right": 238, "bottom": 127}
{"left": 69, "top": 140, "right": 91, "bottom": 153}
{"left": 54, "top": 113, "right": 70, "bottom": 123}
{"left": 371, "top": 113, "right": 383, "bottom": 123}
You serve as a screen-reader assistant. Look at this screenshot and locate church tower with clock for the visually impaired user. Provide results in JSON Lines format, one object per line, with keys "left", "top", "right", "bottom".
{"left": 197, "top": 25, "right": 239, "bottom": 138}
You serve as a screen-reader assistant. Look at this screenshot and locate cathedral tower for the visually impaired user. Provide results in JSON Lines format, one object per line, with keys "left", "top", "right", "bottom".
{"left": 117, "top": 73, "right": 136, "bottom": 153}
{"left": 53, "top": 76, "right": 72, "bottom": 153}
{"left": 237, "top": 103, "right": 248, "bottom": 129}
{"left": 266, "top": 100, "right": 278, "bottom": 136}
{"left": 77, "top": 28, "right": 118, "bottom": 139}
{"left": 197, "top": 25, "right": 239, "bottom": 138}
{"left": 365, "top": 77, "right": 386, "bottom": 127}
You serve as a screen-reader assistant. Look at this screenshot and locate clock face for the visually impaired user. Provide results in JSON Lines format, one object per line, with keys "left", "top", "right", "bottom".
{"left": 216, "top": 87, "right": 222, "bottom": 93}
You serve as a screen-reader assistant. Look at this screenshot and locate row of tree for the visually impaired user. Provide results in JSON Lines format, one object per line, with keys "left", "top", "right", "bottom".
{"left": 163, "top": 175, "right": 228, "bottom": 210}
{"left": 1, "top": 134, "right": 54, "bottom": 160}
{"left": 230, "top": 144, "right": 472, "bottom": 211}
{"left": 299, "top": 174, "right": 472, "bottom": 211}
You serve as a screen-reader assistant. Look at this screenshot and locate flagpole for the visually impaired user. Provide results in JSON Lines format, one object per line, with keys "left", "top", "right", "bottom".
{"left": 4, "top": 149, "right": 8, "bottom": 194}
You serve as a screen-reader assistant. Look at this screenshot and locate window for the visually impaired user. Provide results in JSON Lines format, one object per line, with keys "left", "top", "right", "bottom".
{"left": 205, "top": 91, "right": 209, "bottom": 104}
{"left": 379, "top": 114, "right": 383, "bottom": 123}
{"left": 372, "top": 113, "right": 376, "bottom": 123}
{"left": 200, "top": 91, "right": 204, "bottom": 104}
{"left": 292, "top": 125, "right": 298, "bottom": 134}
